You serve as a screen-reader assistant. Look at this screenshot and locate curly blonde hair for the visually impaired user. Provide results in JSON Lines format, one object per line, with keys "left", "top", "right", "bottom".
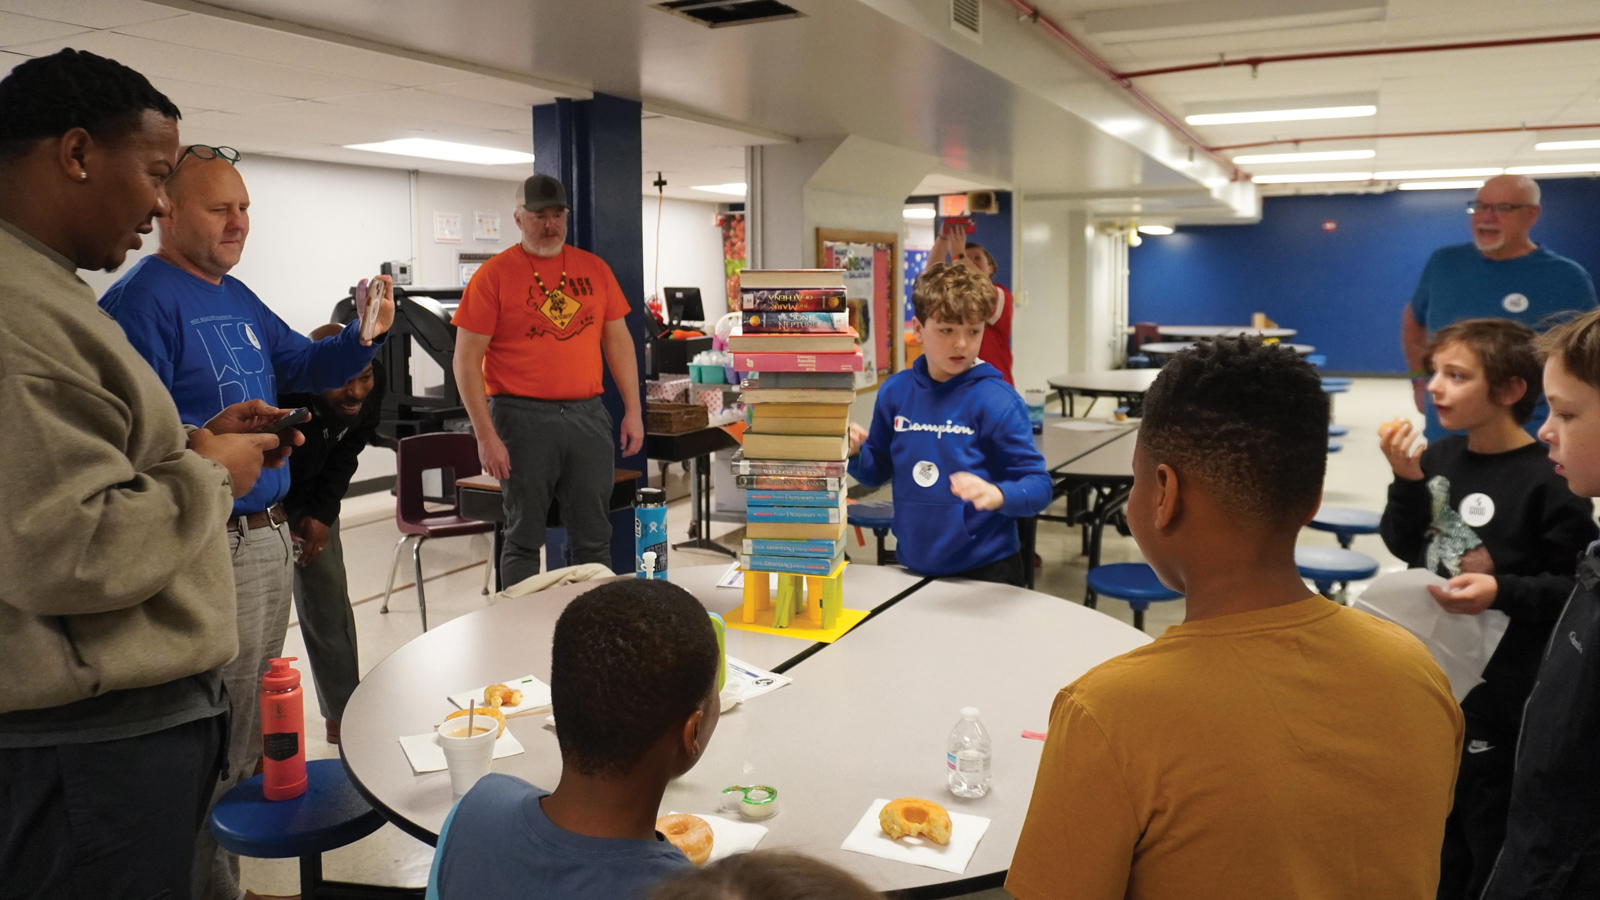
{"left": 912, "top": 261, "right": 996, "bottom": 324}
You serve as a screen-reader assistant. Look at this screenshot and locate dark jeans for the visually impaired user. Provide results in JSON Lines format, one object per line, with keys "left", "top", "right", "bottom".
{"left": 0, "top": 712, "right": 227, "bottom": 900}
{"left": 947, "top": 549, "right": 1028, "bottom": 586}
{"left": 292, "top": 519, "right": 359, "bottom": 722}
{"left": 490, "top": 395, "right": 615, "bottom": 588}
{"left": 1439, "top": 719, "right": 1516, "bottom": 900}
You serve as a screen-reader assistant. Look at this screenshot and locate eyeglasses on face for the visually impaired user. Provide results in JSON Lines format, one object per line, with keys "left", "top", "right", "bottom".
{"left": 1467, "top": 201, "right": 1535, "bottom": 215}
{"left": 172, "top": 144, "right": 240, "bottom": 175}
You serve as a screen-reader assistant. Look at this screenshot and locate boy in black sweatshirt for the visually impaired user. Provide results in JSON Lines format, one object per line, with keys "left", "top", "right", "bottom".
{"left": 1481, "top": 309, "right": 1600, "bottom": 899}
{"left": 1378, "top": 318, "right": 1597, "bottom": 900}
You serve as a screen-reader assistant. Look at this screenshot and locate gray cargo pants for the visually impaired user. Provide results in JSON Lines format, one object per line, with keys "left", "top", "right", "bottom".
{"left": 490, "top": 395, "right": 614, "bottom": 588}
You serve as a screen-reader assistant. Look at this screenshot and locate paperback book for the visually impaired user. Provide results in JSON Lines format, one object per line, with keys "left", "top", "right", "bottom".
{"left": 746, "top": 505, "right": 842, "bottom": 524}
{"left": 728, "top": 329, "right": 858, "bottom": 354}
{"left": 735, "top": 474, "right": 846, "bottom": 491}
{"left": 746, "top": 520, "right": 848, "bottom": 541}
{"left": 742, "top": 311, "right": 850, "bottom": 334}
{"left": 731, "top": 452, "right": 847, "bottom": 478}
{"left": 739, "top": 552, "right": 845, "bottom": 576}
{"left": 742, "top": 371, "right": 856, "bottom": 390}
{"left": 742, "top": 536, "right": 848, "bottom": 558}
{"left": 745, "top": 489, "right": 844, "bottom": 507}
{"left": 731, "top": 350, "right": 864, "bottom": 373}
{"left": 740, "top": 289, "right": 847, "bottom": 312}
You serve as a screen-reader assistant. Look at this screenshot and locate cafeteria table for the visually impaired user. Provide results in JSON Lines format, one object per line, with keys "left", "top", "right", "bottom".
{"left": 1138, "top": 341, "right": 1315, "bottom": 360}
{"left": 1155, "top": 325, "right": 1297, "bottom": 340}
{"left": 1045, "top": 369, "right": 1160, "bottom": 417}
{"left": 339, "top": 564, "right": 1148, "bottom": 895}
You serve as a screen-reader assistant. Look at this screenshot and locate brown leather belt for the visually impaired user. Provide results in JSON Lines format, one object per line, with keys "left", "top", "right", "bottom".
{"left": 227, "top": 503, "right": 287, "bottom": 534}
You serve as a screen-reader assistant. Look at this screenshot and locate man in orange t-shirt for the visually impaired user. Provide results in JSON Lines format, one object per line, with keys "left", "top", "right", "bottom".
{"left": 451, "top": 174, "right": 643, "bottom": 587}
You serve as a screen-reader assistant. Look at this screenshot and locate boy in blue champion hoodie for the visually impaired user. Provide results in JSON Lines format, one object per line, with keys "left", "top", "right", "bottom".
{"left": 848, "top": 262, "right": 1051, "bottom": 584}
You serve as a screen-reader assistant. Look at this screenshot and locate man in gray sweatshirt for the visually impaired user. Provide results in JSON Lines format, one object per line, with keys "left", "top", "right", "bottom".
{"left": 0, "top": 49, "right": 287, "bottom": 900}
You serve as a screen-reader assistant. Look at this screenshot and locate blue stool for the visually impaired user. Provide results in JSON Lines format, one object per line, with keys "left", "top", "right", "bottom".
{"left": 1086, "top": 563, "right": 1183, "bottom": 632}
{"left": 1306, "top": 354, "right": 1328, "bottom": 368}
{"left": 1322, "top": 383, "right": 1349, "bottom": 395}
{"left": 1126, "top": 354, "right": 1152, "bottom": 369}
{"left": 1296, "top": 545, "right": 1379, "bottom": 598}
{"left": 210, "top": 758, "right": 393, "bottom": 900}
{"left": 1328, "top": 424, "right": 1349, "bottom": 437}
{"left": 848, "top": 500, "right": 896, "bottom": 566}
{"left": 1328, "top": 441, "right": 1342, "bottom": 453}
{"left": 1321, "top": 377, "right": 1353, "bottom": 388}
{"left": 1309, "top": 507, "right": 1382, "bottom": 548}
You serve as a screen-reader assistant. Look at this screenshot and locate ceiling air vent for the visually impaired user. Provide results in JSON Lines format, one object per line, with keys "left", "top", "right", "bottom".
{"left": 951, "top": 0, "right": 981, "bottom": 41}
{"left": 653, "top": 0, "right": 804, "bottom": 28}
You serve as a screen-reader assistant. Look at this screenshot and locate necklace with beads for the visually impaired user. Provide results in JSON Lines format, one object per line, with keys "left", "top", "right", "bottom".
{"left": 525, "top": 246, "right": 579, "bottom": 329}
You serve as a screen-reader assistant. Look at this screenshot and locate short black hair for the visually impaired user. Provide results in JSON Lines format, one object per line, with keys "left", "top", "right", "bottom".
{"left": 649, "top": 851, "right": 880, "bottom": 900}
{"left": 0, "top": 49, "right": 180, "bottom": 161}
{"left": 551, "top": 579, "right": 720, "bottom": 777}
{"left": 1140, "top": 337, "right": 1328, "bottom": 527}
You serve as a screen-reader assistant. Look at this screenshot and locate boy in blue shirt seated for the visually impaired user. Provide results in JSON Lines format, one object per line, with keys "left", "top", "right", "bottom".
{"left": 848, "top": 262, "right": 1051, "bottom": 584}
{"left": 427, "top": 579, "right": 723, "bottom": 900}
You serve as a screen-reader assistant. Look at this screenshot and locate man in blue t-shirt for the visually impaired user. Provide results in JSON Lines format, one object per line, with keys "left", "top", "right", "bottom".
{"left": 98, "top": 147, "right": 393, "bottom": 900}
{"left": 1405, "top": 174, "right": 1597, "bottom": 439}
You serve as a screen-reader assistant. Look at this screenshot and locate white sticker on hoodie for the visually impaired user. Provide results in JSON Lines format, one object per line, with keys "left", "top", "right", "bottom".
{"left": 913, "top": 460, "right": 940, "bottom": 488}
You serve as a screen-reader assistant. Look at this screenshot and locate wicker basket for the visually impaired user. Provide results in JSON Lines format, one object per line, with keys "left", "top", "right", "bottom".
{"left": 647, "top": 402, "right": 709, "bottom": 434}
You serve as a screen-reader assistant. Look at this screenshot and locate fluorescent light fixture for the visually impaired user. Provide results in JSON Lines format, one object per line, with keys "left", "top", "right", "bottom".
{"left": 1232, "top": 149, "right": 1375, "bottom": 164}
{"left": 1187, "top": 106, "right": 1375, "bottom": 125}
{"left": 343, "top": 138, "right": 533, "bottom": 166}
{"left": 690, "top": 183, "right": 748, "bottom": 196}
{"left": 1398, "top": 180, "right": 1484, "bottom": 191}
{"left": 1535, "top": 139, "right": 1600, "bottom": 151}
{"left": 1137, "top": 225, "right": 1174, "bottom": 235}
{"left": 1506, "top": 163, "right": 1600, "bottom": 175}
{"left": 1251, "top": 171, "right": 1374, "bottom": 184}
{"left": 903, "top": 208, "right": 936, "bottom": 220}
{"left": 1373, "top": 168, "right": 1502, "bottom": 180}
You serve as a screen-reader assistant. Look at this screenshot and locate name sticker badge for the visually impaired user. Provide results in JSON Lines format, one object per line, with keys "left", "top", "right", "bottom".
{"left": 1502, "top": 293, "right": 1530, "bottom": 314}
{"left": 913, "top": 460, "right": 940, "bottom": 488}
{"left": 1459, "top": 493, "right": 1495, "bottom": 528}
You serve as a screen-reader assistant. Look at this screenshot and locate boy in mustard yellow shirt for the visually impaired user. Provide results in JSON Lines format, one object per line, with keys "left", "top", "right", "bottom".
{"left": 1008, "top": 338, "right": 1464, "bottom": 900}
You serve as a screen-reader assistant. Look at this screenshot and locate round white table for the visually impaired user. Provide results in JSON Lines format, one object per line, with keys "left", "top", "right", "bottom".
{"left": 1045, "top": 369, "right": 1161, "bottom": 417}
{"left": 339, "top": 565, "right": 1149, "bottom": 893}
{"left": 1139, "top": 341, "right": 1315, "bottom": 357}
{"left": 1156, "top": 325, "right": 1297, "bottom": 339}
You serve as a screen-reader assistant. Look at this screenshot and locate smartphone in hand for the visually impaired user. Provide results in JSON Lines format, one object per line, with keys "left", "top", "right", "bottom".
{"left": 264, "top": 407, "right": 311, "bottom": 446}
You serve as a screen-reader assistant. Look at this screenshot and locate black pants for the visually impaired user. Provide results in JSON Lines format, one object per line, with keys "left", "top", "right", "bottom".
{"left": 948, "top": 549, "right": 1028, "bottom": 586}
{"left": 1438, "top": 720, "right": 1515, "bottom": 900}
{"left": 0, "top": 713, "right": 227, "bottom": 900}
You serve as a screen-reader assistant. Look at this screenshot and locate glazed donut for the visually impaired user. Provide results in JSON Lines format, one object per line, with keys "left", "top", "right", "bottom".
{"left": 483, "top": 684, "right": 523, "bottom": 708}
{"left": 656, "top": 814, "right": 714, "bottom": 865}
{"left": 442, "top": 706, "right": 505, "bottom": 737}
{"left": 879, "top": 797, "right": 952, "bottom": 845}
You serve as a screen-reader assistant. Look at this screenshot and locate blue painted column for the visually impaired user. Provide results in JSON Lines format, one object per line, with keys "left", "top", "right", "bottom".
{"left": 533, "top": 94, "right": 648, "bottom": 574}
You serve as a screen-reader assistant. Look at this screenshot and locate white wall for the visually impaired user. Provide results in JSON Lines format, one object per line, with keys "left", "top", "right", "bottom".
{"left": 1014, "top": 204, "right": 1072, "bottom": 393}
{"left": 641, "top": 196, "right": 727, "bottom": 315}
{"left": 415, "top": 172, "right": 518, "bottom": 288}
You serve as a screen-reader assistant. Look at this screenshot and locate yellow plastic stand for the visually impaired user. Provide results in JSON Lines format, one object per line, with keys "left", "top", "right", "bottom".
{"left": 736, "top": 561, "right": 853, "bottom": 637}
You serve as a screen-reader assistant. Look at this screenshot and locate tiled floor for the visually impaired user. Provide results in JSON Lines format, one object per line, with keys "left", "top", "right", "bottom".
{"left": 242, "top": 377, "right": 1418, "bottom": 896}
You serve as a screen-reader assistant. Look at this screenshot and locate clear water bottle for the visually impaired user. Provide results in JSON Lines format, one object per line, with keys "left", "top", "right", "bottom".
{"left": 946, "top": 707, "right": 992, "bottom": 798}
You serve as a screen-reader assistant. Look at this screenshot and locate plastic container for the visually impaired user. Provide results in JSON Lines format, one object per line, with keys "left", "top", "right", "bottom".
{"left": 946, "top": 707, "right": 992, "bottom": 799}
{"left": 635, "top": 487, "right": 668, "bottom": 580}
{"left": 1023, "top": 389, "right": 1047, "bottom": 434}
{"left": 260, "top": 657, "right": 307, "bottom": 801}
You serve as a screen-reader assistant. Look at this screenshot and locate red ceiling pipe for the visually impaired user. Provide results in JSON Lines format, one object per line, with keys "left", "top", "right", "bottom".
{"left": 1209, "top": 121, "right": 1600, "bottom": 153}
{"left": 1000, "top": 0, "right": 1246, "bottom": 182}
{"left": 1117, "top": 32, "right": 1600, "bottom": 80}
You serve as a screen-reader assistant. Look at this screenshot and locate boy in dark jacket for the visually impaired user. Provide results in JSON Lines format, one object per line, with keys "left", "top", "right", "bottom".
{"left": 1481, "top": 308, "right": 1600, "bottom": 899}
{"left": 847, "top": 262, "right": 1050, "bottom": 584}
{"left": 1377, "top": 318, "right": 1596, "bottom": 900}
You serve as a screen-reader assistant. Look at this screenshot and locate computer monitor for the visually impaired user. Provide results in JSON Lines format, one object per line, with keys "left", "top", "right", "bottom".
{"left": 663, "top": 286, "right": 705, "bottom": 324}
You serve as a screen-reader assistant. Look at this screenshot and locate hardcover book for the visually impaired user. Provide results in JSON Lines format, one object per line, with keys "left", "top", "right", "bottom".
{"left": 742, "top": 311, "right": 850, "bottom": 334}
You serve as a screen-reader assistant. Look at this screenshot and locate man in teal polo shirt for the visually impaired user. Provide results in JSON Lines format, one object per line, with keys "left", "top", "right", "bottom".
{"left": 1404, "top": 174, "right": 1597, "bottom": 439}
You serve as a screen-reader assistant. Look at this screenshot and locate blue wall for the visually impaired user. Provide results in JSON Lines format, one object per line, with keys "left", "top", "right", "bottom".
{"left": 908, "top": 190, "right": 1014, "bottom": 292}
{"left": 1129, "top": 178, "right": 1600, "bottom": 373}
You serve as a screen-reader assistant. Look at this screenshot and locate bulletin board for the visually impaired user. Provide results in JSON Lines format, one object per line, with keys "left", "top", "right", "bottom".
{"left": 816, "top": 228, "right": 898, "bottom": 392}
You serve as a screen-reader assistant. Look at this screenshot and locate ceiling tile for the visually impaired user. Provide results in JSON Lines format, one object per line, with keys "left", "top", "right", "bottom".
{"left": 5, "top": 31, "right": 392, "bottom": 99}
{"left": 318, "top": 87, "right": 534, "bottom": 131}
{"left": 403, "top": 76, "right": 564, "bottom": 108}
{"left": 0, "top": 0, "right": 182, "bottom": 29}
{"left": 149, "top": 76, "right": 295, "bottom": 114}
{"left": 112, "top": 13, "right": 485, "bottom": 88}
{"left": 0, "top": 11, "right": 91, "bottom": 46}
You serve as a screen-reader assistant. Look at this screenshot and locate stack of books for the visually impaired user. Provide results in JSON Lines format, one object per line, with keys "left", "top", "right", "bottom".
{"left": 731, "top": 269, "right": 862, "bottom": 577}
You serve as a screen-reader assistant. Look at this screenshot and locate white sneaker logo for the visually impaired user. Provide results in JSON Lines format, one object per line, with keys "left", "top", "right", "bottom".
{"left": 1571, "top": 632, "right": 1585, "bottom": 654}
{"left": 1467, "top": 740, "right": 1494, "bottom": 754}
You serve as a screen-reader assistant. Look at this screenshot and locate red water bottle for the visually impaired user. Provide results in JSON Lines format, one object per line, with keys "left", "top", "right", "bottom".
{"left": 260, "top": 657, "right": 307, "bottom": 801}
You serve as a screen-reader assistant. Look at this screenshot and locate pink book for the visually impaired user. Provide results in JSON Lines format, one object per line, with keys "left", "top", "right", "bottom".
{"left": 731, "top": 349, "right": 865, "bottom": 373}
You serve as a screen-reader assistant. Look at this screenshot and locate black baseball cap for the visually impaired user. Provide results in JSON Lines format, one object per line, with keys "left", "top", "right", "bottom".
{"left": 517, "top": 174, "right": 569, "bottom": 212}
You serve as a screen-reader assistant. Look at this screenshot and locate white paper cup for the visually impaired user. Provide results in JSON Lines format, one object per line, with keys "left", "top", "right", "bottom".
{"left": 438, "top": 720, "right": 498, "bottom": 795}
